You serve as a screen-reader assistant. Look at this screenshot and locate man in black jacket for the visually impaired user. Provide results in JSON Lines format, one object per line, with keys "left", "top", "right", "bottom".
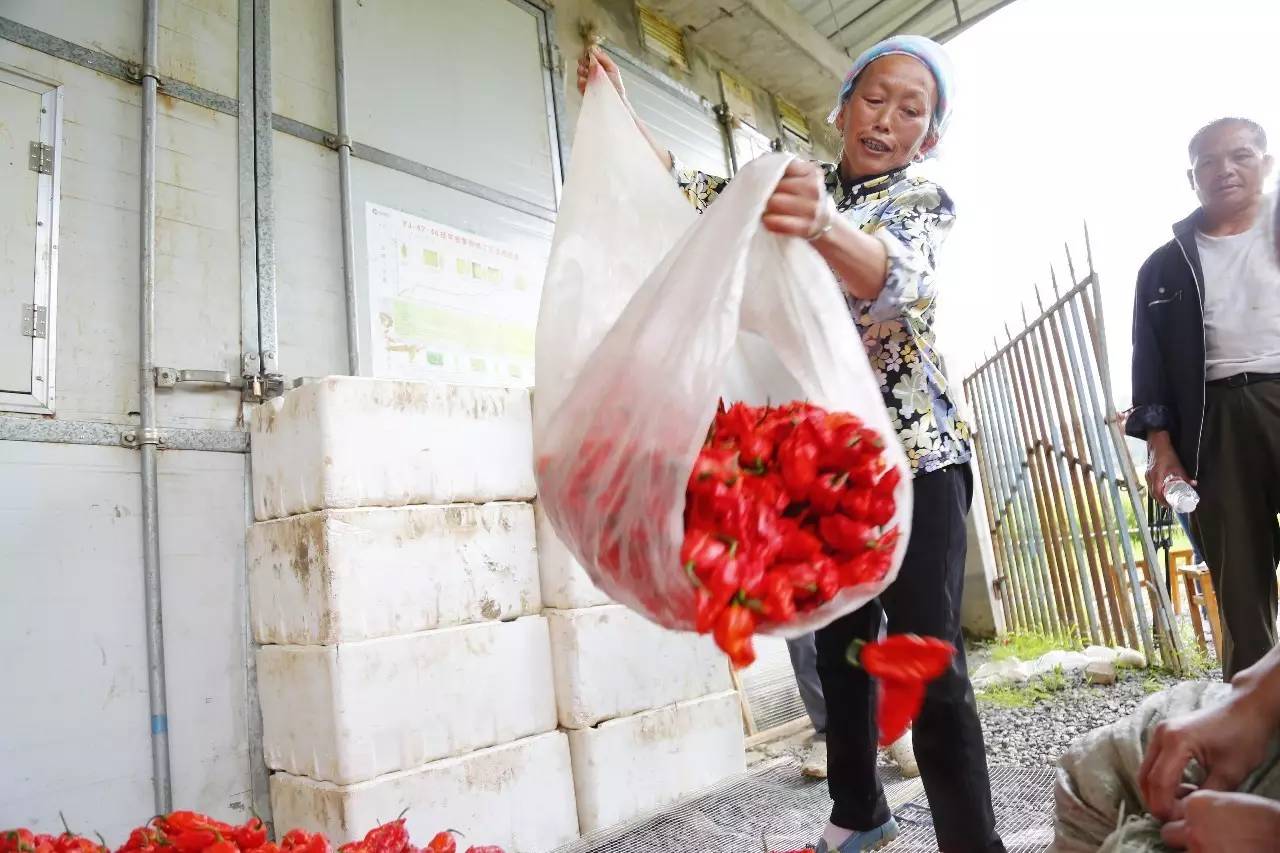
{"left": 1127, "top": 117, "right": 1279, "bottom": 680}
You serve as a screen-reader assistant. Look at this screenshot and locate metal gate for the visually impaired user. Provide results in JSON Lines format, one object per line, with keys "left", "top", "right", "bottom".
{"left": 963, "top": 228, "right": 1185, "bottom": 671}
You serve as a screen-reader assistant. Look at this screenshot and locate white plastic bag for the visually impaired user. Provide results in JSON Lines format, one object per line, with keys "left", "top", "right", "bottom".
{"left": 533, "top": 69, "right": 911, "bottom": 636}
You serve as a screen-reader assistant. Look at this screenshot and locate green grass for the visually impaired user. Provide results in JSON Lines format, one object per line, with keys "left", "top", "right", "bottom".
{"left": 977, "top": 665, "right": 1070, "bottom": 708}
{"left": 989, "top": 629, "right": 1083, "bottom": 663}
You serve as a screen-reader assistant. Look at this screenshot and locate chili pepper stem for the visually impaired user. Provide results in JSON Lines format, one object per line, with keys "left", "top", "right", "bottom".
{"left": 846, "top": 638, "right": 866, "bottom": 668}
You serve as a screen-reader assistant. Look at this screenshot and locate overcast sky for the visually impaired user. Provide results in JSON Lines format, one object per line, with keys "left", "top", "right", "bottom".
{"left": 927, "top": 0, "right": 1279, "bottom": 406}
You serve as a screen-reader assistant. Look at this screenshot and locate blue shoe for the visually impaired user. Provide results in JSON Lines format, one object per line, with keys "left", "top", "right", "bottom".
{"left": 814, "top": 818, "right": 900, "bottom": 853}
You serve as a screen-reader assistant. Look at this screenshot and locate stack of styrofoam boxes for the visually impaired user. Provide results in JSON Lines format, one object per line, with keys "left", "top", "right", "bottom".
{"left": 247, "top": 377, "right": 579, "bottom": 851}
{"left": 536, "top": 506, "right": 746, "bottom": 835}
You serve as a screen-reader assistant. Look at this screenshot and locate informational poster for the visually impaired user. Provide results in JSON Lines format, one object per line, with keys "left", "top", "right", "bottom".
{"left": 365, "top": 202, "right": 545, "bottom": 387}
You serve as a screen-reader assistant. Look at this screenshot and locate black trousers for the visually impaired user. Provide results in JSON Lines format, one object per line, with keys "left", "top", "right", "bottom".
{"left": 1191, "top": 378, "right": 1280, "bottom": 680}
{"left": 814, "top": 464, "right": 1004, "bottom": 853}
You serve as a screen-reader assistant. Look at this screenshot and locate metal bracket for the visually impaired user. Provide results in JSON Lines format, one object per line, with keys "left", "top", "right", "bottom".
{"left": 28, "top": 142, "right": 53, "bottom": 175}
{"left": 322, "top": 133, "right": 353, "bottom": 151}
{"left": 121, "top": 427, "right": 164, "bottom": 448}
{"left": 154, "top": 367, "right": 245, "bottom": 390}
{"left": 21, "top": 304, "right": 48, "bottom": 338}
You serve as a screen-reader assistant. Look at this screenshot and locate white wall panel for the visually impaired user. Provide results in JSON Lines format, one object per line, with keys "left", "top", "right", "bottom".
{"left": 270, "top": 0, "right": 337, "bottom": 132}
{"left": 272, "top": 131, "right": 349, "bottom": 378}
{"left": 343, "top": 0, "right": 557, "bottom": 210}
{"left": 0, "top": 443, "right": 251, "bottom": 837}
{"left": 2, "top": 0, "right": 238, "bottom": 98}
{"left": 0, "top": 42, "right": 242, "bottom": 429}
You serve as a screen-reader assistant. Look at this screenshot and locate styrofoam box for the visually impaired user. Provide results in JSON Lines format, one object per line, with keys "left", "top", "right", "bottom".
{"left": 248, "top": 502, "right": 540, "bottom": 645}
{"left": 270, "top": 732, "right": 579, "bottom": 850}
{"left": 258, "top": 617, "right": 556, "bottom": 784}
{"left": 567, "top": 691, "right": 746, "bottom": 833}
{"left": 251, "top": 377, "right": 535, "bottom": 521}
{"left": 534, "top": 501, "right": 609, "bottom": 609}
{"left": 547, "top": 605, "right": 731, "bottom": 729}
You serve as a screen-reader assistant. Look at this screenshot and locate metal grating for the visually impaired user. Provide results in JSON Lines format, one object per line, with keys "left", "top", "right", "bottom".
{"left": 554, "top": 758, "right": 1056, "bottom": 853}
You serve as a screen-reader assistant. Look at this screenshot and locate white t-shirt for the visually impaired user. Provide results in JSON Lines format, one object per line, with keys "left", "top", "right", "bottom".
{"left": 1196, "top": 193, "right": 1280, "bottom": 382}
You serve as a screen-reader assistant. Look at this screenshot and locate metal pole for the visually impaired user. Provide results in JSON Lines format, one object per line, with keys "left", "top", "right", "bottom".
{"left": 1078, "top": 247, "right": 1183, "bottom": 670}
{"left": 975, "top": 361, "right": 1052, "bottom": 631}
{"left": 1045, "top": 272, "right": 1132, "bottom": 647}
{"left": 1024, "top": 310, "right": 1105, "bottom": 644}
{"left": 1006, "top": 332, "right": 1077, "bottom": 632}
{"left": 333, "top": 0, "right": 360, "bottom": 375}
{"left": 970, "top": 368, "right": 1035, "bottom": 631}
{"left": 1062, "top": 288, "right": 1149, "bottom": 657}
{"left": 965, "top": 379, "right": 1022, "bottom": 630}
{"left": 139, "top": 0, "right": 172, "bottom": 815}
{"left": 976, "top": 361, "right": 1048, "bottom": 633}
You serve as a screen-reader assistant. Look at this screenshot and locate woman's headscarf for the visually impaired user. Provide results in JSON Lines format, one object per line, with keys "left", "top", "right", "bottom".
{"left": 827, "top": 34, "right": 955, "bottom": 143}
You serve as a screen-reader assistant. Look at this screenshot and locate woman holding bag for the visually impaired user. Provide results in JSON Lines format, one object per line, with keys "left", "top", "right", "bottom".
{"left": 576, "top": 36, "right": 1002, "bottom": 853}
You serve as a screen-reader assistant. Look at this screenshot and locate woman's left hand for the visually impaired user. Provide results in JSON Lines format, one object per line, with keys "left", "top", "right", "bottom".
{"left": 762, "top": 159, "right": 832, "bottom": 240}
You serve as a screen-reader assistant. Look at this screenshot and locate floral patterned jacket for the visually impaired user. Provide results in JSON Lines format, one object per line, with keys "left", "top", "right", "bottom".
{"left": 673, "top": 158, "right": 972, "bottom": 476}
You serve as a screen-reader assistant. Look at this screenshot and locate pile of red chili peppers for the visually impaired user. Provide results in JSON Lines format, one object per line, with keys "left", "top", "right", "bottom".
{"left": 685, "top": 401, "right": 956, "bottom": 745}
{"left": 684, "top": 401, "right": 902, "bottom": 669}
{"left": 3, "top": 815, "right": 500, "bottom": 853}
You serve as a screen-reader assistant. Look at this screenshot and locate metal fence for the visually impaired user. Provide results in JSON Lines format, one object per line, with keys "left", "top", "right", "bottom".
{"left": 963, "top": 227, "right": 1185, "bottom": 672}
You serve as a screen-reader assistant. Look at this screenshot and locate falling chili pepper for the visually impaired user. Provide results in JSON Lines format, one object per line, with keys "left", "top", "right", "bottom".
{"left": 713, "top": 604, "right": 757, "bottom": 669}
{"left": 876, "top": 680, "right": 927, "bottom": 747}
{"left": 847, "top": 634, "right": 956, "bottom": 745}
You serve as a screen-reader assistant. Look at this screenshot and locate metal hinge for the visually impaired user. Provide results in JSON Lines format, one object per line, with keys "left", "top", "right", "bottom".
{"left": 538, "top": 41, "right": 562, "bottom": 74}
{"left": 22, "top": 304, "right": 48, "bottom": 338}
{"left": 28, "top": 142, "right": 53, "bottom": 175}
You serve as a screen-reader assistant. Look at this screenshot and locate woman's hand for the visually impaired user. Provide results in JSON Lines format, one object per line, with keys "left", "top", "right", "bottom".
{"left": 762, "top": 159, "right": 832, "bottom": 239}
{"left": 577, "top": 46, "right": 625, "bottom": 98}
{"left": 765, "top": 159, "right": 888, "bottom": 300}
{"left": 1159, "top": 790, "right": 1280, "bottom": 852}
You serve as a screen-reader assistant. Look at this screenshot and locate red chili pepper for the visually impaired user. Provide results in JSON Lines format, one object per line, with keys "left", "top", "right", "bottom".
{"left": 839, "top": 487, "right": 871, "bottom": 521}
{"left": 849, "top": 454, "right": 889, "bottom": 488}
{"left": 364, "top": 819, "right": 410, "bottom": 853}
{"left": 876, "top": 679, "right": 926, "bottom": 747}
{"left": 337, "top": 843, "right": 370, "bottom": 853}
{"left": 868, "top": 526, "right": 901, "bottom": 553}
{"left": 232, "top": 819, "right": 268, "bottom": 851}
{"left": 680, "top": 529, "right": 730, "bottom": 581}
{"left": 244, "top": 846, "right": 283, "bottom": 853}
{"left": 777, "top": 520, "right": 822, "bottom": 561}
{"left": 817, "top": 515, "right": 874, "bottom": 555}
{"left": 168, "top": 831, "right": 217, "bottom": 853}
{"left": 424, "top": 832, "right": 457, "bottom": 853}
{"left": 807, "top": 472, "right": 847, "bottom": 515}
{"left": 694, "top": 587, "right": 726, "bottom": 633}
{"left": 876, "top": 465, "right": 902, "bottom": 494}
{"left": 689, "top": 447, "right": 740, "bottom": 488}
{"left": 866, "top": 495, "right": 895, "bottom": 527}
{"left": 206, "top": 842, "right": 237, "bottom": 853}
{"left": 462, "top": 847, "right": 506, "bottom": 853}
{"left": 814, "top": 556, "right": 840, "bottom": 601}
{"left": 2, "top": 830, "right": 36, "bottom": 853}
{"left": 850, "top": 634, "right": 956, "bottom": 683}
{"left": 760, "top": 571, "right": 796, "bottom": 622}
{"left": 713, "top": 604, "right": 757, "bottom": 668}
{"left": 778, "top": 430, "right": 819, "bottom": 499}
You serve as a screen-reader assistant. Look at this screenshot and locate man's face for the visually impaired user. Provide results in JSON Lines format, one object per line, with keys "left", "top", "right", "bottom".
{"left": 1188, "top": 123, "right": 1273, "bottom": 218}
{"left": 836, "top": 55, "right": 937, "bottom": 176}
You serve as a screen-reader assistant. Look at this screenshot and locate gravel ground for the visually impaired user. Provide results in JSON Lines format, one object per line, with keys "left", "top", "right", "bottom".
{"left": 751, "top": 641, "right": 1223, "bottom": 772}
{"left": 978, "top": 668, "right": 1182, "bottom": 767}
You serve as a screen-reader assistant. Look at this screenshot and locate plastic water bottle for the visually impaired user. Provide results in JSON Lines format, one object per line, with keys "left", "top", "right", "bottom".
{"left": 1162, "top": 475, "right": 1200, "bottom": 514}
